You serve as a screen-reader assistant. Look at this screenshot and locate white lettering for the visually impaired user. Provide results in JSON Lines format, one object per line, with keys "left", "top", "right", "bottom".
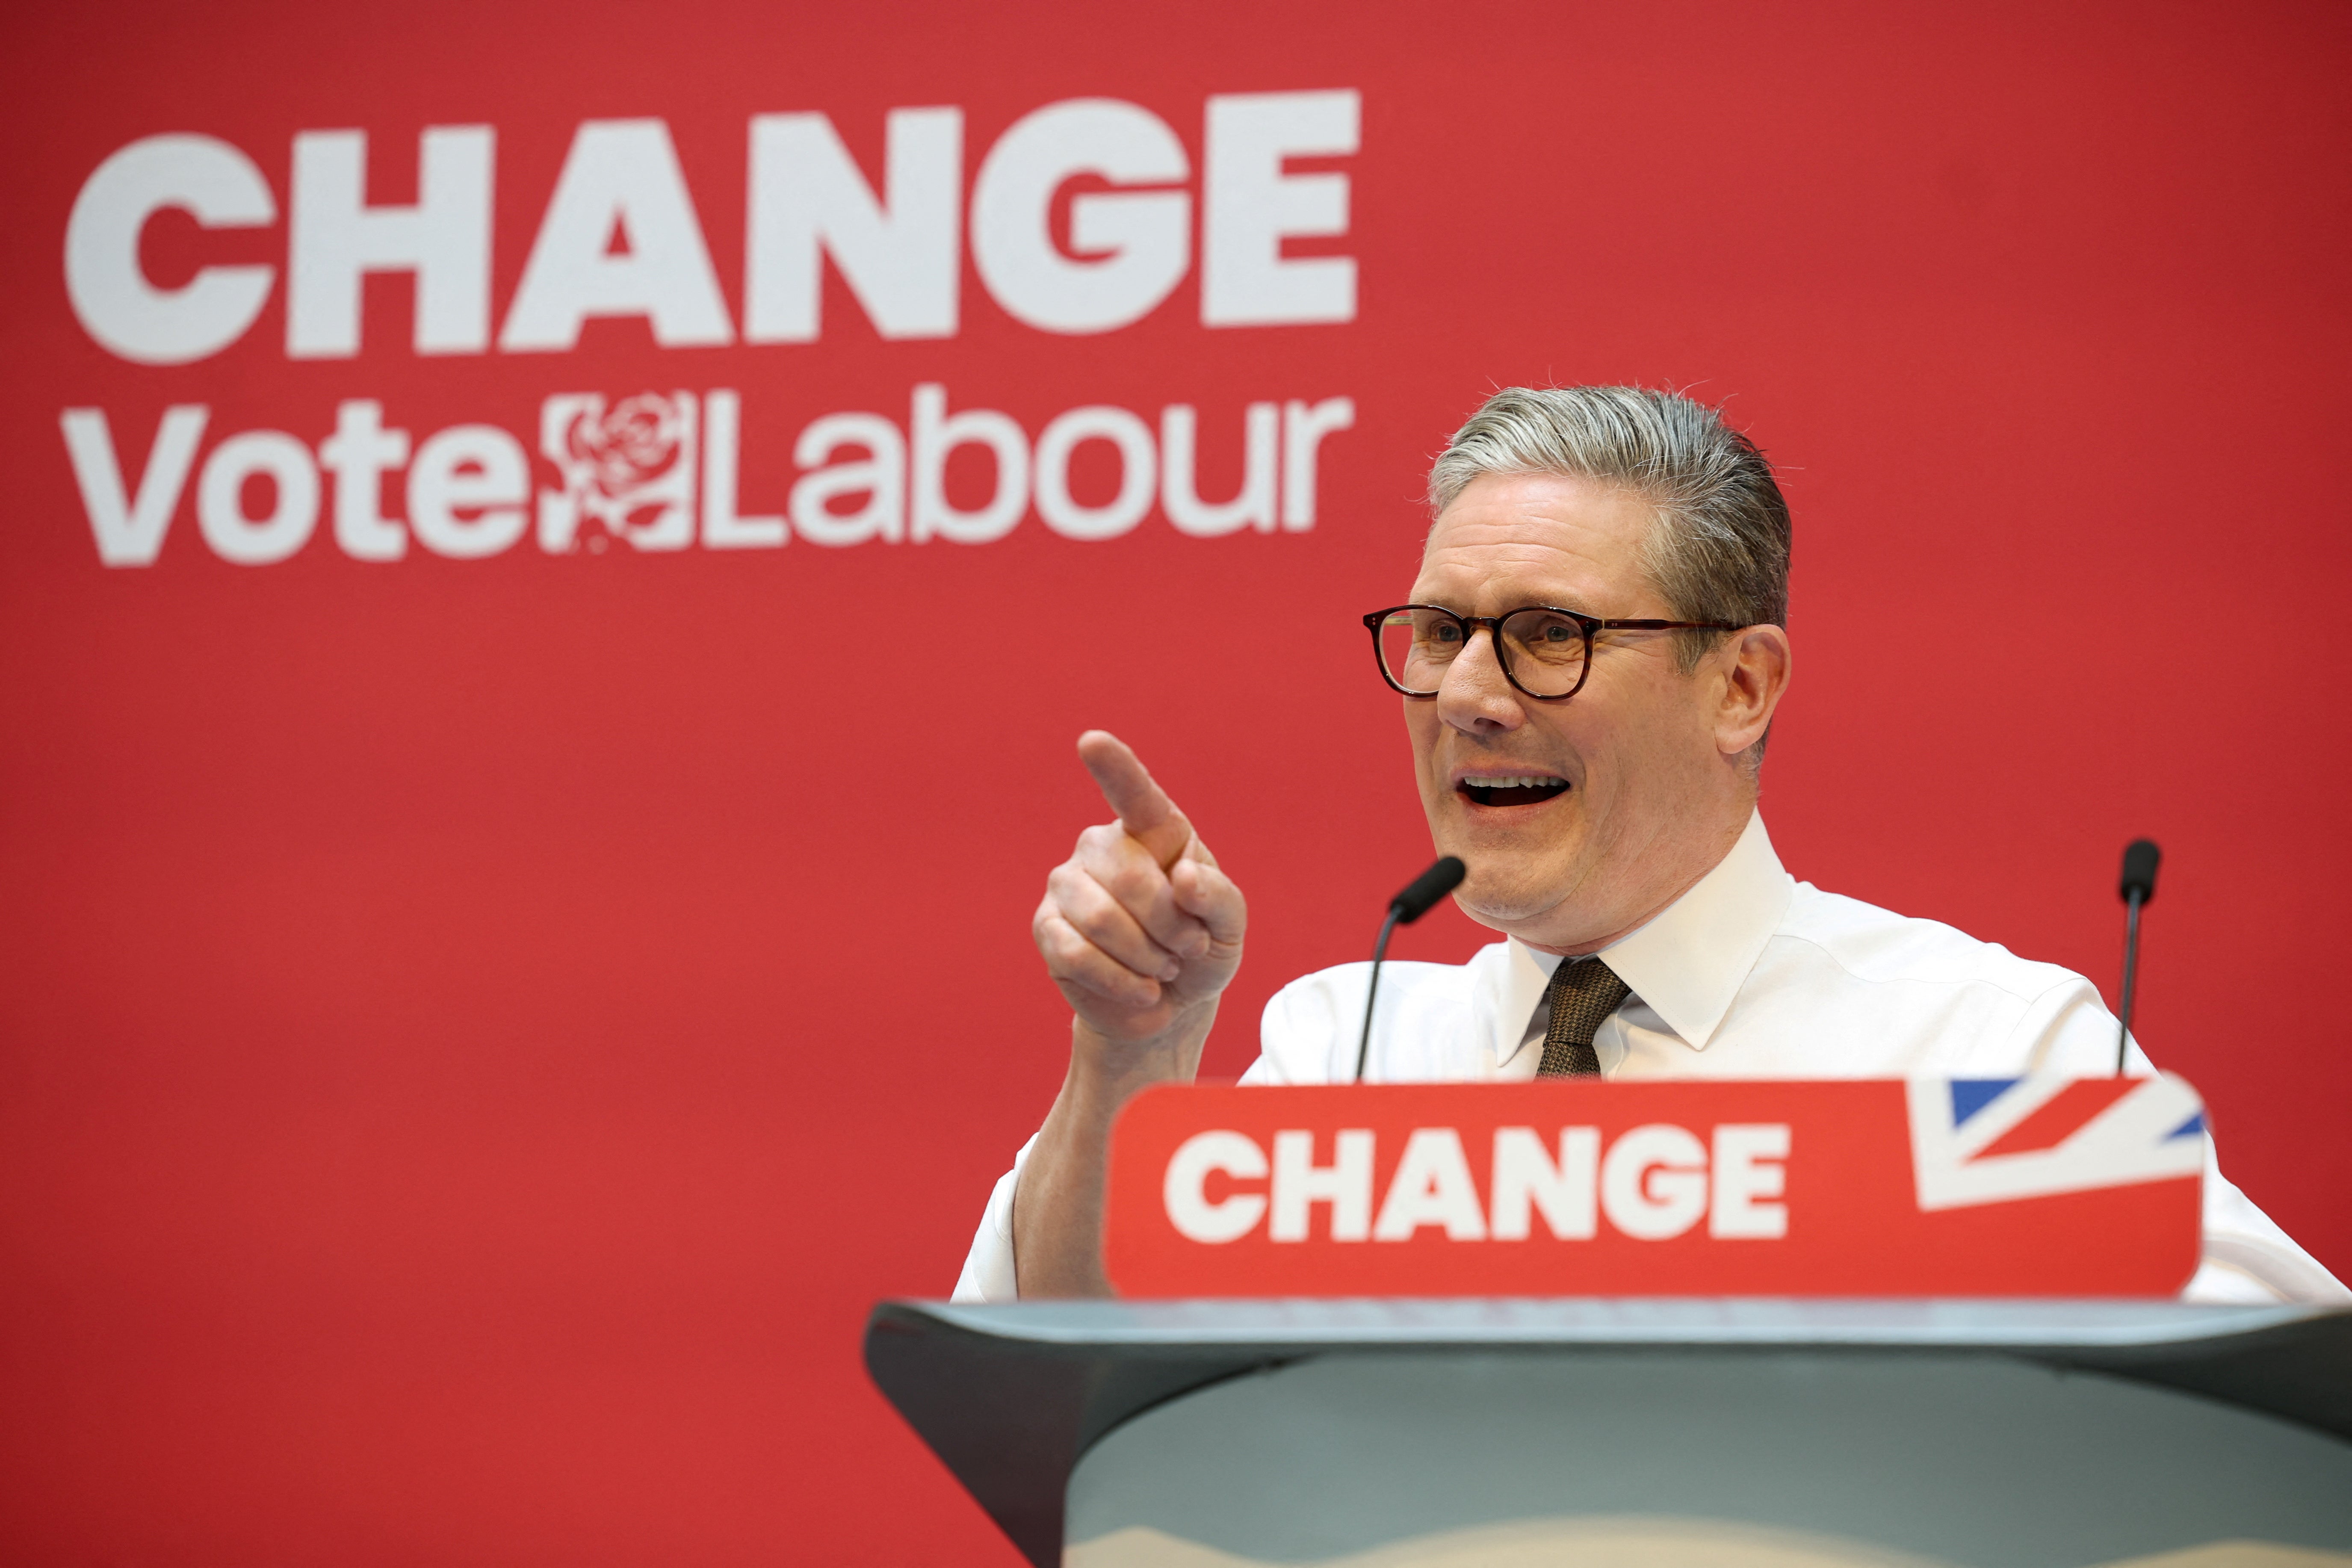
{"left": 1269, "top": 1128, "right": 1373, "bottom": 1242}
{"left": 1489, "top": 1125, "right": 1599, "bottom": 1241}
{"left": 317, "top": 399, "right": 411, "bottom": 561}
{"left": 65, "top": 135, "right": 277, "bottom": 365}
{"left": 63, "top": 380, "right": 1335, "bottom": 568}
{"left": 700, "top": 390, "right": 786, "bottom": 548}
{"left": 1202, "top": 91, "right": 1358, "bottom": 327}
{"left": 971, "top": 99, "right": 1190, "bottom": 334}
{"left": 909, "top": 383, "right": 1027, "bottom": 543}
{"left": 1161, "top": 402, "right": 1277, "bottom": 537}
{"left": 1163, "top": 1129, "right": 1269, "bottom": 1244}
{"left": 792, "top": 412, "right": 906, "bottom": 545}
{"left": 60, "top": 405, "right": 209, "bottom": 567}
{"left": 1280, "top": 396, "right": 1354, "bottom": 529}
{"left": 1373, "top": 1127, "right": 1486, "bottom": 1241}
{"left": 500, "top": 120, "right": 733, "bottom": 352}
{"left": 745, "top": 108, "right": 962, "bottom": 343}
{"left": 288, "top": 127, "right": 493, "bottom": 358}
{"left": 1600, "top": 1123, "right": 1709, "bottom": 1240}
{"left": 198, "top": 430, "right": 320, "bottom": 565}
{"left": 1710, "top": 1123, "right": 1791, "bottom": 1239}
{"left": 407, "top": 424, "right": 528, "bottom": 558}
{"left": 1034, "top": 405, "right": 1155, "bottom": 541}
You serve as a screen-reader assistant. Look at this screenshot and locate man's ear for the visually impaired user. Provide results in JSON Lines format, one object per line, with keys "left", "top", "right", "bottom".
{"left": 1714, "top": 624, "right": 1792, "bottom": 758}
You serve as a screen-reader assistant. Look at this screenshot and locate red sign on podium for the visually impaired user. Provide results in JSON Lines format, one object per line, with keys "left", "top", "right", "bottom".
{"left": 1102, "top": 1076, "right": 2205, "bottom": 1297}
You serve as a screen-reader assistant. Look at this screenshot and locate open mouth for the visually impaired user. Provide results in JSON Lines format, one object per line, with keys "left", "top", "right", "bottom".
{"left": 1458, "top": 774, "right": 1570, "bottom": 808}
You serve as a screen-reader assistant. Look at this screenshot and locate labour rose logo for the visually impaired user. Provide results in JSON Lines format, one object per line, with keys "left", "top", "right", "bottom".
{"left": 537, "top": 391, "right": 700, "bottom": 553}
{"left": 571, "top": 394, "right": 686, "bottom": 504}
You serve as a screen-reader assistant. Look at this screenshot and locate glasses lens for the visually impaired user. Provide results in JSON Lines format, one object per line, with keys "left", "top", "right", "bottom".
{"left": 1499, "top": 609, "right": 1589, "bottom": 697}
{"left": 1379, "top": 608, "right": 1462, "bottom": 693}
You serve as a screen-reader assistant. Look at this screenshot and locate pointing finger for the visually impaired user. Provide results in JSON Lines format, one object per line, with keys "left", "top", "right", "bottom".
{"left": 1077, "top": 730, "right": 1191, "bottom": 868}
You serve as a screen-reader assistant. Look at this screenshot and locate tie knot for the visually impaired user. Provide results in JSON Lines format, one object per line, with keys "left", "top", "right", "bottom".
{"left": 1538, "top": 957, "right": 1630, "bottom": 1078}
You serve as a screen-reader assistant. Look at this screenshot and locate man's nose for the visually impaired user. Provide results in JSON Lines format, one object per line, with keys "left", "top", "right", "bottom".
{"left": 1435, "top": 625, "right": 1525, "bottom": 732}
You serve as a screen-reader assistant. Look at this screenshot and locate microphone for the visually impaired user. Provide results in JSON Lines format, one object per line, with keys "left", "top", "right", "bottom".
{"left": 2115, "top": 839, "right": 2160, "bottom": 1074}
{"left": 1392, "top": 856, "right": 1468, "bottom": 924}
{"left": 1355, "top": 856, "right": 1467, "bottom": 1082}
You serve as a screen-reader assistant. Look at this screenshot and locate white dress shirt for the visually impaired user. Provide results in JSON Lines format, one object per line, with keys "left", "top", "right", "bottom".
{"left": 957, "top": 812, "right": 2345, "bottom": 1305}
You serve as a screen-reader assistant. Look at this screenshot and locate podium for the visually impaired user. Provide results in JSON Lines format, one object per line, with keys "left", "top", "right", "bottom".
{"left": 865, "top": 1297, "right": 2352, "bottom": 1567}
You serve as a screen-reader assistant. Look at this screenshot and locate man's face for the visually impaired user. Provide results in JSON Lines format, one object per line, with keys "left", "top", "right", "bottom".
{"left": 1406, "top": 471, "right": 1752, "bottom": 952}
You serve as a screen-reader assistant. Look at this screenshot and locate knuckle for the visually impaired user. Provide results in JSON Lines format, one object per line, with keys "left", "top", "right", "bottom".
{"left": 1063, "top": 904, "right": 1122, "bottom": 948}
{"left": 1074, "top": 881, "right": 1142, "bottom": 937}
{"left": 1040, "top": 924, "right": 1096, "bottom": 972}
{"left": 1102, "top": 877, "right": 1162, "bottom": 921}
{"left": 1104, "top": 853, "right": 1169, "bottom": 900}
{"left": 1052, "top": 871, "right": 1105, "bottom": 919}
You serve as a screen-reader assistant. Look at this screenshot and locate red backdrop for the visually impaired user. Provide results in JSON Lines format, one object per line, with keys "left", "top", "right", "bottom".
{"left": 3, "top": 0, "right": 2346, "bottom": 1562}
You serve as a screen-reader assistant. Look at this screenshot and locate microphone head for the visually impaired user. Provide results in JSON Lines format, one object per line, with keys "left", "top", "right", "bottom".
{"left": 1391, "top": 856, "right": 1467, "bottom": 924}
{"left": 2119, "top": 839, "right": 2161, "bottom": 904}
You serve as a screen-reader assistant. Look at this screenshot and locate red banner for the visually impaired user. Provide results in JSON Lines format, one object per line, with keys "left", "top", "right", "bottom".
{"left": 1104, "top": 1078, "right": 2204, "bottom": 1297}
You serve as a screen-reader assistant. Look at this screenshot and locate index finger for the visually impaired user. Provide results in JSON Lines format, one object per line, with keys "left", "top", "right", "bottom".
{"left": 1077, "top": 729, "right": 1190, "bottom": 867}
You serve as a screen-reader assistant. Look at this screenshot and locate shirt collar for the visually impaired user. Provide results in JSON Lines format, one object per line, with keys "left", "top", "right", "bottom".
{"left": 1503, "top": 809, "right": 1793, "bottom": 1055}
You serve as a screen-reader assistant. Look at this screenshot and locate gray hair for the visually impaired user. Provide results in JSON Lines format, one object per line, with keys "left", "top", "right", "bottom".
{"left": 1427, "top": 386, "right": 1791, "bottom": 675}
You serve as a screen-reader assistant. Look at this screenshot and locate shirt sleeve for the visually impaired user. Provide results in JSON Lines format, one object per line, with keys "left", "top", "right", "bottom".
{"left": 2186, "top": 1158, "right": 2350, "bottom": 1304}
{"left": 950, "top": 1133, "right": 1035, "bottom": 1304}
{"left": 2007, "top": 973, "right": 2348, "bottom": 1305}
{"left": 1250, "top": 966, "right": 1352, "bottom": 1085}
{"left": 952, "top": 983, "right": 1321, "bottom": 1300}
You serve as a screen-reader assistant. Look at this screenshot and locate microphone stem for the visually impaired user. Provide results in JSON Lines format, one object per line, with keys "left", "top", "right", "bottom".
{"left": 1355, "top": 907, "right": 1402, "bottom": 1083}
{"left": 2116, "top": 890, "right": 2145, "bottom": 1075}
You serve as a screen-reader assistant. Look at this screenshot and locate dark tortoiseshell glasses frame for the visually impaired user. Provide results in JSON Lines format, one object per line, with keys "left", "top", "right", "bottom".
{"left": 1362, "top": 604, "right": 1743, "bottom": 702}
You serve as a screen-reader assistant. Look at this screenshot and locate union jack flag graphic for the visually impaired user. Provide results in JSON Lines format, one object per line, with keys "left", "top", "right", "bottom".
{"left": 1906, "top": 1073, "right": 2207, "bottom": 1212}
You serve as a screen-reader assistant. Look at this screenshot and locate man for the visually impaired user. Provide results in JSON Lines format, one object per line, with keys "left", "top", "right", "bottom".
{"left": 957, "top": 385, "right": 2343, "bottom": 1305}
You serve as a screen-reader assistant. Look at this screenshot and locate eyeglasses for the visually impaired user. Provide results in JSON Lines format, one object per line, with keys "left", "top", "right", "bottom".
{"left": 1362, "top": 604, "right": 1742, "bottom": 701}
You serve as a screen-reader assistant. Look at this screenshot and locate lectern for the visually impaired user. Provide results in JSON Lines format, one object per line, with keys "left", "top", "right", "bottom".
{"left": 865, "top": 1297, "right": 2352, "bottom": 1567}
{"left": 875, "top": 1080, "right": 2351, "bottom": 1564}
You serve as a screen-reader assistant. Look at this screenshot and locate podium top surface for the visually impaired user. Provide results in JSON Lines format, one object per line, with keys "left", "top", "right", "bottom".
{"left": 891, "top": 1294, "right": 2322, "bottom": 1349}
{"left": 864, "top": 1299, "right": 2352, "bottom": 1568}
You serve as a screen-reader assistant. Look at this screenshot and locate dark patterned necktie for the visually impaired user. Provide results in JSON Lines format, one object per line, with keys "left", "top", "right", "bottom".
{"left": 1537, "top": 957, "right": 1631, "bottom": 1077}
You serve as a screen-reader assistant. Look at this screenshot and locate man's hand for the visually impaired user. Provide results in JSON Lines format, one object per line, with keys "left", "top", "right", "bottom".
{"left": 1014, "top": 732, "right": 1247, "bottom": 1297}
{"left": 1033, "top": 731, "right": 1247, "bottom": 1047}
